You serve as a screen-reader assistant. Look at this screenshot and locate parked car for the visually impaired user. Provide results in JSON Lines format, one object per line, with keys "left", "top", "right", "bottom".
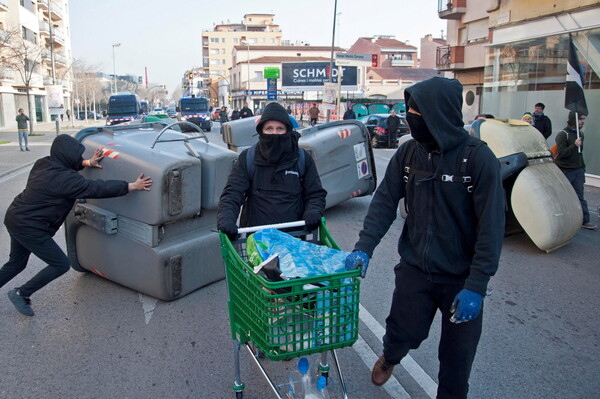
{"left": 77, "top": 111, "right": 103, "bottom": 120}
{"left": 151, "top": 107, "right": 165, "bottom": 115}
{"left": 358, "top": 113, "right": 410, "bottom": 148}
{"left": 212, "top": 109, "right": 221, "bottom": 121}
{"left": 166, "top": 107, "right": 177, "bottom": 118}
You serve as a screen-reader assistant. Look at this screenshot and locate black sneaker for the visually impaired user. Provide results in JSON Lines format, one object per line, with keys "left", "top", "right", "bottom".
{"left": 8, "top": 289, "right": 34, "bottom": 316}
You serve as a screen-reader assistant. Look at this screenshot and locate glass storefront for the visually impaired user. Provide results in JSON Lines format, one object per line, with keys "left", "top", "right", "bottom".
{"left": 483, "top": 30, "right": 600, "bottom": 176}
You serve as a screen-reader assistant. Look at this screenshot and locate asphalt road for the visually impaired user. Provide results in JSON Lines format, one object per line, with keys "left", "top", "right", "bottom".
{"left": 0, "top": 123, "right": 599, "bottom": 399}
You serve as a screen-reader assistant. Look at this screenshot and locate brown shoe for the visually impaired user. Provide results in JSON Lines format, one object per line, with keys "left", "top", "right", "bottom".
{"left": 371, "top": 355, "right": 395, "bottom": 386}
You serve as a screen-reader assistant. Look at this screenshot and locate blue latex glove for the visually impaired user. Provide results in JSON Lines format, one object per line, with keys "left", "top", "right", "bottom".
{"left": 450, "top": 289, "right": 484, "bottom": 323}
{"left": 345, "top": 250, "right": 370, "bottom": 278}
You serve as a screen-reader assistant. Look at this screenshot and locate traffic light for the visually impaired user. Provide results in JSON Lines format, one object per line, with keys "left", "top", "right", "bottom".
{"left": 228, "top": 96, "right": 232, "bottom": 102}
{"left": 188, "top": 72, "right": 193, "bottom": 80}
{"left": 372, "top": 54, "right": 378, "bottom": 67}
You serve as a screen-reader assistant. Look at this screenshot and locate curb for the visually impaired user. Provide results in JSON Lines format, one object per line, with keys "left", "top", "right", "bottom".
{"left": 0, "top": 161, "right": 35, "bottom": 180}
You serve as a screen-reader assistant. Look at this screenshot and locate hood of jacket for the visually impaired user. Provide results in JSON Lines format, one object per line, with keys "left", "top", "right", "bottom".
{"left": 50, "top": 134, "right": 86, "bottom": 171}
{"left": 404, "top": 77, "right": 468, "bottom": 153}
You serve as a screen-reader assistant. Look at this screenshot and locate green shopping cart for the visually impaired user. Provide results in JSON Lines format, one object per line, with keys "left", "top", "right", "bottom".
{"left": 219, "top": 219, "right": 361, "bottom": 398}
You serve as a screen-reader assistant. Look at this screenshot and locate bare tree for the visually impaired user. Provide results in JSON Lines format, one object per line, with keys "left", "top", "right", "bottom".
{"left": 0, "top": 29, "right": 49, "bottom": 134}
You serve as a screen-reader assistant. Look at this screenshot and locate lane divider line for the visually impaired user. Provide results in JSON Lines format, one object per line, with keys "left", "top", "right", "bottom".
{"left": 359, "top": 304, "right": 438, "bottom": 398}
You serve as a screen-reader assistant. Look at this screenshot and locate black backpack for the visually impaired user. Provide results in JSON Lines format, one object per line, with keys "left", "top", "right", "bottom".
{"left": 402, "top": 137, "right": 485, "bottom": 193}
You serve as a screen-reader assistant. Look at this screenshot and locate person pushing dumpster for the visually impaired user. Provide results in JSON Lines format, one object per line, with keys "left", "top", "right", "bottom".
{"left": 345, "top": 77, "right": 505, "bottom": 398}
{"left": 1, "top": 134, "right": 153, "bottom": 317}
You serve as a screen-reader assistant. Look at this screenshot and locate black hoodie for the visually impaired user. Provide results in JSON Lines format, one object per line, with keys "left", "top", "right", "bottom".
{"left": 218, "top": 103, "right": 326, "bottom": 228}
{"left": 4, "top": 134, "right": 129, "bottom": 236}
{"left": 354, "top": 77, "right": 504, "bottom": 295}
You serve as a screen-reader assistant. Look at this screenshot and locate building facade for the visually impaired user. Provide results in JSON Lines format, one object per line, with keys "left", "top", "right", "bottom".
{"left": 201, "top": 13, "right": 282, "bottom": 103}
{"left": 420, "top": 34, "right": 447, "bottom": 68}
{"left": 0, "top": 0, "right": 72, "bottom": 128}
{"left": 348, "top": 35, "right": 418, "bottom": 68}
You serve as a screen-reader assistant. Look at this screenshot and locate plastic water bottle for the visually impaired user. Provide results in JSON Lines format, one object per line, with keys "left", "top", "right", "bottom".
{"left": 316, "top": 375, "right": 330, "bottom": 398}
{"left": 289, "top": 357, "right": 310, "bottom": 398}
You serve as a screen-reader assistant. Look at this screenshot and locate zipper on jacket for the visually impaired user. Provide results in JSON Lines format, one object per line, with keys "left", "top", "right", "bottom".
{"left": 422, "top": 151, "right": 434, "bottom": 276}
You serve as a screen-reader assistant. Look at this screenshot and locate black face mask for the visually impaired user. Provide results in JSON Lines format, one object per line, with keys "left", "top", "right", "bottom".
{"left": 406, "top": 113, "right": 437, "bottom": 149}
{"left": 257, "top": 132, "right": 295, "bottom": 164}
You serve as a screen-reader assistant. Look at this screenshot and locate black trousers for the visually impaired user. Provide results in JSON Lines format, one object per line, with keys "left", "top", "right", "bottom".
{"left": 0, "top": 230, "right": 70, "bottom": 297}
{"left": 383, "top": 263, "right": 482, "bottom": 399}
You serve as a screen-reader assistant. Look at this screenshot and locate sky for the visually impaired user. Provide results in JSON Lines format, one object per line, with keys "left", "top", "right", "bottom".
{"left": 69, "top": 0, "right": 446, "bottom": 96}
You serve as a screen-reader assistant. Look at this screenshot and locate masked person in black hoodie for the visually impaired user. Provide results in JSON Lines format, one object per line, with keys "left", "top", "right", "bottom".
{"left": 1, "top": 134, "right": 152, "bottom": 316}
{"left": 345, "top": 77, "right": 504, "bottom": 398}
{"left": 217, "top": 102, "right": 326, "bottom": 238}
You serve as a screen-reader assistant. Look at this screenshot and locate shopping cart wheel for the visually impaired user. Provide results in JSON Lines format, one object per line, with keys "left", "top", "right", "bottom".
{"left": 235, "top": 392, "right": 243, "bottom": 399}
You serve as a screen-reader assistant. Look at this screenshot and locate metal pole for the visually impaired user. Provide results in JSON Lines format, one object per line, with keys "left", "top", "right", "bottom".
{"left": 327, "top": 0, "right": 338, "bottom": 123}
{"left": 112, "top": 45, "right": 116, "bottom": 94}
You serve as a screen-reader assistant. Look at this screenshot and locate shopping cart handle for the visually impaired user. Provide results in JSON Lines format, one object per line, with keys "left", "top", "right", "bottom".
{"left": 237, "top": 220, "right": 306, "bottom": 234}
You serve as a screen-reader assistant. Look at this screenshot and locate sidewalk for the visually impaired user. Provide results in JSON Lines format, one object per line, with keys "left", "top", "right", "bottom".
{"left": 0, "top": 119, "right": 104, "bottom": 134}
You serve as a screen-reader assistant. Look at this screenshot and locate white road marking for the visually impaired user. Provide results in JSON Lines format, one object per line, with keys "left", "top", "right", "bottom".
{"left": 359, "top": 304, "right": 438, "bottom": 398}
{"left": 139, "top": 293, "right": 158, "bottom": 324}
{"left": 0, "top": 165, "right": 31, "bottom": 184}
{"left": 354, "top": 335, "right": 411, "bottom": 398}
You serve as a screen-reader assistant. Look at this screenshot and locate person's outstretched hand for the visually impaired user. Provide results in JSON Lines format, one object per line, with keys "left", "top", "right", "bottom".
{"left": 129, "top": 173, "right": 153, "bottom": 191}
{"left": 90, "top": 148, "right": 104, "bottom": 168}
{"left": 345, "top": 250, "right": 370, "bottom": 278}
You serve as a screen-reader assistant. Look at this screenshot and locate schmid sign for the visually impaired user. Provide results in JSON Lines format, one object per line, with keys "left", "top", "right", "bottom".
{"left": 281, "top": 62, "right": 358, "bottom": 91}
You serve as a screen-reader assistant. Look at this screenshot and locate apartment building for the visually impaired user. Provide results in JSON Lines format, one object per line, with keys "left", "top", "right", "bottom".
{"left": 420, "top": 34, "right": 447, "bottom": 68}
{"left": 201, "top": 14, "right": 282, "bottom": 96}
{"left": 0, "top": 0, "right": 72, "bottom": 128}
{"left": 437, "top": 0, "right": 599, "bottom": 179}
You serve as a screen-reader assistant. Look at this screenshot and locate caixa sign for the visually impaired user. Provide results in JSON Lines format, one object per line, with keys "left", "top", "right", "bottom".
{"left": 281, "top": 62, "right": 358, "bottom": 91}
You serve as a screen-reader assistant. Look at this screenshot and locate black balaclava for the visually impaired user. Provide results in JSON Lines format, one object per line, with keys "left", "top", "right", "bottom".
{"left": 255, "top": 102, "right": 297, "bottom": 165}
{"left": 406, "top": 96, "right": 437, "bottom": 150}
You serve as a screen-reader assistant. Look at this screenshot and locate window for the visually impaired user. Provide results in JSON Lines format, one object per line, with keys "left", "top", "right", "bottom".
{"left": 20, "top": 0, "right": 34, "bottom": 12}
{"left": 21, "top": 26, "right": 36, "bottom": 43}
{"left": 210, "top": 49, "right": 219, "bottom": 55}
{"left": 233, "top": 38, "right": 239, "bottom": 44}
{"left": 222, "top": 59, "right": 226, "bottom": 65}
{"left": 260, "top": 38, "right": 265, "bottom": 43}
{"left": 221, "top": 38, "right": 225, "bottom": 43}
{"left": 248, "top": 38, "right": 257, "bottom": 44}
{"left": 211, "top": 38, "right": 219, "bottom": 43}
{"left": 210, "top": 59, "right": 219, "bottom": 65}
{"left": 221, "top": 48, "right": 225, "bottom": 54}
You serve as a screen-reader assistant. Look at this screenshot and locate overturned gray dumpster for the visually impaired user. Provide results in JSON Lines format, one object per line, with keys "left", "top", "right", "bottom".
{"left": 65, "top": 122, "right": 237, "bottom": 300}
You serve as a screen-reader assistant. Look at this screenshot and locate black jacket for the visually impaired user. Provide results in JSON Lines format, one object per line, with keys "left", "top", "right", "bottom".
{"left": 353, "top": 77, "right": 504, "bottom": 295}
{"left": 4, "top": 135, "right": 129, "bottom": 236}
{"left": 554, "top": 127, "right": 585, "bottom": 170}
{"left": 533, "top": 113, "right": 552, "bottom": 139}
{"left": 217, "top": 145, "right": 326, "bottom": 228}
{"left": 240, "top": 107, "right": 253, "bottom": 118}
{"left": 387, "top": 114, "right": 401, "bottom": 134}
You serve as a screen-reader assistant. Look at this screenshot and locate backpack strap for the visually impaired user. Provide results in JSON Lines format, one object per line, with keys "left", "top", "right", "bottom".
{"left": 246, "top": 144, "right": 306, "bottom": 180}
{"left": 402, "top": 138, "right": 483, "bottom": 193}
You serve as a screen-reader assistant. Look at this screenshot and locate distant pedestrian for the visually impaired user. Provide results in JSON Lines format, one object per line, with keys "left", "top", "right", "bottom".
{"left": 15, "top": 108, "right": 30, "bottom": 152}
{"left": 219, "top": 106, "right": 228, "bottom": 123}
{"left": 532, "top": 102, "right": 552, "bottom": 139}
{"left": 231, "top": 107, "right": 240, "bottom": 120}
{"left": 386, "top": 110, "right": 401, "bottom": 148}
{"left": 286, "top": 105, "right": 292, "bottom": 115}
{"left": 240, "top": 102, "right": 253, "bottom": 118}
{"left": 343, "top": 106, "right": 356, "bottom": 120}
{"left": 554, "top": 111, "right": 596, "bottom": 230}
{"left": 521, "top": 112, "right": 534, "bottom": 125}
{"left": 308, "top": 103, "right": 320, "bottom": 126}
{"left": 65, "top": 109, "right": 71, "bottom": 121}
{"left": 0, "top": 134, "right": 153, "bottom": 316}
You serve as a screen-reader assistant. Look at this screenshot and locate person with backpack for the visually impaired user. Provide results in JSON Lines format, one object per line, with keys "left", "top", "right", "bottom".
{"left": 554, "top": 111, "right": 596, "bottom": 230}
{"left": 1, "top": 134, "right": 152, "bottom": 316}
{"left": 345, "top": 77, "right": 504, "bottom": 398}
{"left": 217, "top": 102, "right": 326, "bottom": 239}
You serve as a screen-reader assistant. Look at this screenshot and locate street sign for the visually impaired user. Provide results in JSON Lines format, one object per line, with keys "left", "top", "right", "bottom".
{"left": 264, "top": 67, "right": 280, "bottom": 79}
{"left": 334, "top": 53, "right": 373, "bottom": 66}
{"left": 47, "top": 85, "right": 64, "bottom": 115}
{"left": 267, "top": 78, "right": 277, "bottom": 100}
{"left": 281, "top": 62, "right": 357, "bottom": 91}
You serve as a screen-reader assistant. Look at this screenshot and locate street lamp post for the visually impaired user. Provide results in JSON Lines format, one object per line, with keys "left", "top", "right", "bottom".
{"left": 112, "top": 42, "right": 121, "bottom": 94}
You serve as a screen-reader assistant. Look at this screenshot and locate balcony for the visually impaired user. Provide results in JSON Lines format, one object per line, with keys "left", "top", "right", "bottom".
{"left": 391, "top": 58, "right": 414, "bottom": 67}
{"left": 438, "top": 0, "right": 466, "bottom": 20}
{"left": 38, "top": 0, "right": 49, "bottom": 10}
{"left": 53, "top": 27, "right": 65, "bottom": 44}
{"left": 50, "top": 2, "right": 63, "bottom": 20}
{"left": 39, "top": 21, "right": 50, "bottom": 36}
{"left": 436, "top": 45, "right": 464, "bottom": 70}
{"left": 0, "top": 0, "right": 9, "bottom": 12}
{"left": 54, "top": 52, "right": 67, "bottom": 65}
